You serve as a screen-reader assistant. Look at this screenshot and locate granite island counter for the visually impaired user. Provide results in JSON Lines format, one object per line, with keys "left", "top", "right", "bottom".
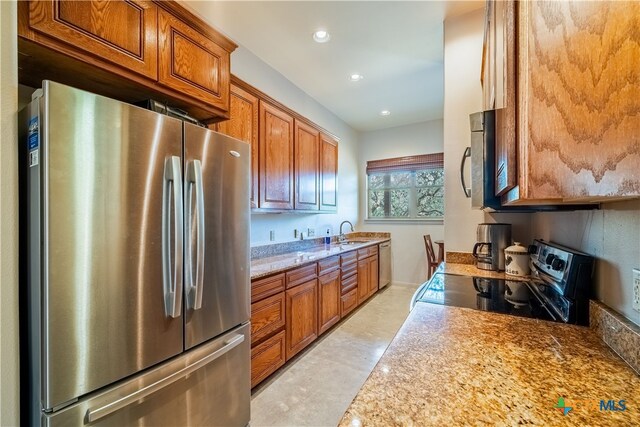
{"left": 339, "top": 264, "right": 640, "bottom": 427}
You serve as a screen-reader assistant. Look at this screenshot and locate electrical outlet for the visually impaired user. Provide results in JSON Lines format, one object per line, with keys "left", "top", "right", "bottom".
{"left": 269, "top": 230, "right": 275, "bottom": 241}
{"left": 633, "top": 268, "right": 640, "bottom": 312}
{"left": 307, "top": 228, "right": 315, "bottom": 237}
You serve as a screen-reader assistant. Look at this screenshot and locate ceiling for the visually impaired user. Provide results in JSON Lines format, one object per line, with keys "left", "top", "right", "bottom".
{"left": 183, "top": 1, "right": 483, "bottom": 132}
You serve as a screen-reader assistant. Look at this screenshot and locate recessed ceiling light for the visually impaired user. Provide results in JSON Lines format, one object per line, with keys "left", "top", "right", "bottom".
{"left": 312, "top": 29, "right": 330, "bottom": 43}
{"left": 349, "top": 74, "right": 364, "bottom": 82}
{"left": 380, "top": 110, "right": 391, "bottom": 116}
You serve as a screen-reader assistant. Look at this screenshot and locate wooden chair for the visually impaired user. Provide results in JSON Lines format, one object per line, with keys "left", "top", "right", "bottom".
{"left": 423, "top": 235, "right": 437, "bottom": 279}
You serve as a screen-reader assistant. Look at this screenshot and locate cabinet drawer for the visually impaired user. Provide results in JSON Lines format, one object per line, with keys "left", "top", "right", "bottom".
{"left": 369, "top": 245, "right": 379, "bottom": 256}
{"left": 340, "top": 250, "right": 357, "bottom": 267}
{"left": 340, "top": 289, "right": 358, "bottom": 318}
{"left": 251, "top": 330, "right": 286, "bottom": 388}
{"left": 341, "top": 273, "right": 358, "bottom": 294}
{"left": 318, "top": 256, "right": 340, "bottom": 275}
{"left": 250, "top": 292, "right": 285, "bottom": 345}
{"left": 357, "top": 248, "right": 370, "bottom": 259}
{"left": 251, "top": 273, "right": 285, "bottom": 303}
{"left": 341, "top": 261, "right": 357, "bottom": 278}
{"left": 286, "top": 263, "right": 318, "bottom": 289}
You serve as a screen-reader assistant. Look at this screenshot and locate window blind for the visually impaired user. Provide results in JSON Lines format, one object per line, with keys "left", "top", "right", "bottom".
{"left": 366, "top": 153, "right": 444, "bottom": 174}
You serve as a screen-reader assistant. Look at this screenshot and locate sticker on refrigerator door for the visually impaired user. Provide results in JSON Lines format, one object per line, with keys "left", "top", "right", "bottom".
{"left": 29, "top": 150, "right": 39, "bottom": 167}
{"left": 27, "top": 117, "right": 39, "bottom": 150}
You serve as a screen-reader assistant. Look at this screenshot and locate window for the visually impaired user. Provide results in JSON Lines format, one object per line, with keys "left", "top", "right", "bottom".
{"left": 366, "top": 153, "right": 444, "bottom": 220}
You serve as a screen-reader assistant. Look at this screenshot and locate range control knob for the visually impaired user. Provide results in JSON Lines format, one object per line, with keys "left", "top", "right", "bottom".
{"left": 551, "top": 258, "right": 565, "bottom": 271}
{"left": 545, "top": 253, "right": 556, "bottom": 265}
{"left": 528, "top": 244, "right": 538, "bottom": 255}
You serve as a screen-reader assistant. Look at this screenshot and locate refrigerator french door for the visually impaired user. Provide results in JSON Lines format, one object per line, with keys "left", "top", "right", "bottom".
{"left": 20, "top": 81, "right": 250, "bottom": 426}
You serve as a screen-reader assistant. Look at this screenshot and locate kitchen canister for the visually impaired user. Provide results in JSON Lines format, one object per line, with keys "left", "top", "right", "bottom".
{"left": 504, "top": 242, "right": 530, "bottom": 277}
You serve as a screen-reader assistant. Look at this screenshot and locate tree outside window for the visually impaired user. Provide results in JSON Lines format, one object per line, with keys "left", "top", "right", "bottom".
{"left": 366, "top": 153, "right": 444, "bottom": 220}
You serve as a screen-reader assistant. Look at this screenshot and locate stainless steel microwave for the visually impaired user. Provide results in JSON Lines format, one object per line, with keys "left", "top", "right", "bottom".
{"left": 463, "top": 111, "right": 597, "bottom": 212}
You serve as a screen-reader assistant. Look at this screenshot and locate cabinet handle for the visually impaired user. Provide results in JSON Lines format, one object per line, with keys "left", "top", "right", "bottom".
{"left": 460, "top": 146, "right": 471, "bottom": 198}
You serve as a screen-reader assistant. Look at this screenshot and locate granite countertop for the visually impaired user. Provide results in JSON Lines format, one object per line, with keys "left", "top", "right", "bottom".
{"left": 340, "top": 266, "right": 640, "bottom": 426}
{"left": 250, "top": 237, "right": 390, "bottom": 280}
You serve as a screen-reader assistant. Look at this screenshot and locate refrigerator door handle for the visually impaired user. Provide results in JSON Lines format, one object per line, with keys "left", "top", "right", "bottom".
{"left": 185, "top": 159, "right": 205, "bottom": 311}
{"left": 85, "top": 334, "right": 245, "bottom": 423}
{"left": 162, "top": 156, "right": 184, "bottom": 318}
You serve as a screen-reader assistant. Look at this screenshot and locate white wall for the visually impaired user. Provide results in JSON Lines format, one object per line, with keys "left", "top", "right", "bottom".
{"left": 230, "top": 47, "right": 360, "bottom": 246}
{"left": 443, "top": 9, "right": 487, "bottom": 252}
{"left": 532, "top": 200, "right": 640, "bottom": 326}
{"left": 443, "top": 9, "right": 532, "bottom": 253}
{"left": 357, "top": 120, "right": 444, "bottom": 285}
{"left": 0, "top": 1, "right": 19, "bottom": 425}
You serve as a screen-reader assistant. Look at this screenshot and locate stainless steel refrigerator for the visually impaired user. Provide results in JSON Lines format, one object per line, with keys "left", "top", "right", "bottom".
{"left": 20, "top": 81, "right": 251, "bottom": 426}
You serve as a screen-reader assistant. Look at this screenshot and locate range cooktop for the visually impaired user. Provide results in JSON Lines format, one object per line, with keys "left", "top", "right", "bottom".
{"left": 412, "top": 273, "right": 562, "bottom": 322}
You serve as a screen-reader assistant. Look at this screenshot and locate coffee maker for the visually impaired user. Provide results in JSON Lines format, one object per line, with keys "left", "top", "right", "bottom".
{"left": 472, "top": 223, "right": 511, "bottom": 271}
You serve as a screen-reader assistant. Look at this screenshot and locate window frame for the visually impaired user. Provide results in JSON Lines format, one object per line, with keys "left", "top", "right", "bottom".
{"left": 365, "top": 167, "right": 444, "bottom": 223}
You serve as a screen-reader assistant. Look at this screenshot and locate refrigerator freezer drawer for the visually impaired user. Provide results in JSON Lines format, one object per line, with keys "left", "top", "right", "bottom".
{"left": 44, "top": 323, "right": 251, "bottom": 427}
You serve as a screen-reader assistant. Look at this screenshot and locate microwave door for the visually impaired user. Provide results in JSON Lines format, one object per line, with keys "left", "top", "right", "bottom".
{"left": 470, "top": 131, "right": 485, "bottom": 209}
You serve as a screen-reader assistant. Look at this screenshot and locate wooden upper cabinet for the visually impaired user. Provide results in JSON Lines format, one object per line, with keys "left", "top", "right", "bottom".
{"left": 492, "top": 0, "right": 517, "bottom": 197}
{"left": 504, "top": 1, "right": 640, "bottom": 203}
{"left": 217, "top": 84, "right": 259, "bottom": 207}
{"left": 319, "top": 134, "right": 338, "bottom": 212}
{"left": 26, "top": 0, "right": 158, "bottom": 79}
{"left": 19, "top": 1, "right": 237, "bottom": 122}
{"left": 158, "top": 8, "right": 230, "bottom": 113}
{"left": 294, "top": 120, "right": 320, "bottom": 210}
{"left": 259, "top": 101, "right": 294, "bottom": 209}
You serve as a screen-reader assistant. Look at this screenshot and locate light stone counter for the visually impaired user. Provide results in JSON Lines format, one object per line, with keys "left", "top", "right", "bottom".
{"left": 250, "top": 237, "right": 390, "bottom": 280}
{"left": 339, "top": 264, "right": 640, "bottom": 426}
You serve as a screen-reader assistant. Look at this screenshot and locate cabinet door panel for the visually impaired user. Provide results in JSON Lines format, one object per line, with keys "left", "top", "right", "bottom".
{"left": 28, "top": 0, "right": 158, "bottom": 79}
{"left": 217, "top": 85, "right": 259, "bottom": 207}
{"left": 494, "top": 0, "right": 517, "bottom": 196}
{"left": 357, "top": 258, "right": 370, "bottom": 305}
{"left": 158, "top": 9, "right": 230, "bottom": 112}
{"left": 368, "top": 255, "right": 379, "bottom": 297}
{"left": 259, "top": 102, "right": 294, "bottom": 209}
{"left": 320, "top": 134, "right": 338, "bottom": 211}
{"left": 294, "top": 120, "right": 320, "bottom": 210}
{"left": 518, "top": 1, "right": 640, "bottom": 200}
{"left": 285, "top": 279, "right": 318, "bottom": 359}
{"left": 318, "top": 270, "right": 340, "bottom": 334}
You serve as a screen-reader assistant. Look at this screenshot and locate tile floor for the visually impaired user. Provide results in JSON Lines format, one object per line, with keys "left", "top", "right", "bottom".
{"left": 250, "top": 283, "right": 420, "bottom": 427}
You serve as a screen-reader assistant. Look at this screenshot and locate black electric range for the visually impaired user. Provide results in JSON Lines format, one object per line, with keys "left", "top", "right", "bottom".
{"left": 412, "top": 273, "right": 560, "bottom": 322}
{"left": 411, "top": 240, "right": 594, "bottom": 325}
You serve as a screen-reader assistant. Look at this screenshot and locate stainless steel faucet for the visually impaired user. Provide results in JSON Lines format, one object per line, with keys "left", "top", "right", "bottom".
{"left": 338, "top": 221, "right": 354, "bottom": 242}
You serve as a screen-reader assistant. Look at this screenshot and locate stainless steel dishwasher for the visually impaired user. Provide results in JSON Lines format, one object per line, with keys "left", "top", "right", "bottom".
{"left": 379, "top": 241, "right": 391, "bottom": 288}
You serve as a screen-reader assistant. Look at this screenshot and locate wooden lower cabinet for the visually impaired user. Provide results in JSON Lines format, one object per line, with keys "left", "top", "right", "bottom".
{"left": 357, "top": 258, "right": 370, "bottom": 305}
{"left": 368, "top": 255, "right": 379, "bottom": 298}
{"left": 285, "top": 279, "right": 318, "bottom": 360}
{"left": 318, "top": 269, "right": 341, "bottom": 334}
{"left": 251, "top": 330, "right": 286, "bottom": 388}
{"left": 250, "top": 248, "right": 381, "bottom": 388}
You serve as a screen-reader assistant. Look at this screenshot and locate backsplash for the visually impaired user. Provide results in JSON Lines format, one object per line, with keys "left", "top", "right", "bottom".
{"left": 251, "top": 232, "right": 391, "bottom": 260}
{"left": 590, "top": 301, "right": 640, "bottom": 375}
